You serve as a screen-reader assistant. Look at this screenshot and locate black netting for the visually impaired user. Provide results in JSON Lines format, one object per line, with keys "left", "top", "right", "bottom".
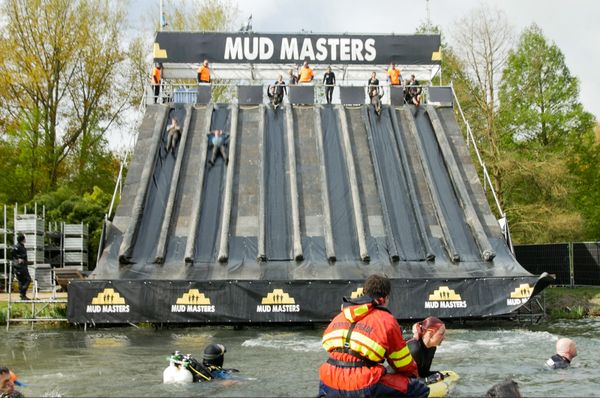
{"left": 573, "top": 242, "right": 600, "bottom": 286}
{"left": 514, "top": 243, "right": 570, "bottom": 285}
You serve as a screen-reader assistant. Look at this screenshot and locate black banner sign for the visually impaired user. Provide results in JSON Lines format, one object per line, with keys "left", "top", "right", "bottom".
{"left": 153, "top": 32, "right": 441, "bottom": 65}
{"left": 67, "top": 276, "right": 550, "bottom": 324}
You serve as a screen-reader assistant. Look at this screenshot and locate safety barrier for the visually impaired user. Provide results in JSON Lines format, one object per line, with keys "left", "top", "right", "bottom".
{"left": 515, "top": 242, "right": 600, "bottom": 286}
{"left": 150, "top": 82, "right": 431, "bottom": 106}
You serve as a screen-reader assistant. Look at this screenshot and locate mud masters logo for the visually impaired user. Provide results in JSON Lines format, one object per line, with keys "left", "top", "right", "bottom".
{"left": 171, "top": 289, "right": 216, "bottom": 313}
{"left": 350, "top": 287, "right": 364, "bottom": 299}
{"left": 424, "top": 286, "right": 467, "bottom": 309}
{"left": 86, "top": 288, "right": 130, "bottom": 313}
{"left": 507, "top": 284, "right": 532, "bottom": 306}
{"left": 256, "top": 289, "right": 300, "bottom": 313}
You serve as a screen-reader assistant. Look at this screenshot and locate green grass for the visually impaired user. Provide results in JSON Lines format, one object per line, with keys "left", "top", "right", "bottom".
{"left": 0, "top": 300, "right": 67, "bottom": 325}
{"left": 543, "top": 286, "right": 600, "bottom": 319}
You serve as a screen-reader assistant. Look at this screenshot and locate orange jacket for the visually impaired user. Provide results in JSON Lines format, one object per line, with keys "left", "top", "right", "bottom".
{"left": 319, "top": 297, "right": 418, "bottom": 392}
{"left": 152, "top": 66, "right": 161, "bottom": 85}
{"left": 388, "top": 68, "right": 401, "bottom": 85}
{"left": 198, "top": 65, "right": 211, "bottom": 83}
{"left": 298, "top": 66, "right": 314, "bottom": 83}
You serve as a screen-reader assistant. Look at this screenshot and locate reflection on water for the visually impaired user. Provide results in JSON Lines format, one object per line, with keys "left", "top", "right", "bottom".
{"left": 0, "top": 319, "right": 599, "bottom": 397}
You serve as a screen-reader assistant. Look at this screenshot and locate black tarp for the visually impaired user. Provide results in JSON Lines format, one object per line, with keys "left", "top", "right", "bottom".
{"left": 365, "top": 106, "right": 426, "bottom": 261}
{"left": 264, "top": 107, "right": 292, "bottom": 260}
{"left": 193, "top": 106, "right": 230, "bottom": 263}
{"left": 514, "top": 244, "right": 570, "bottom": 285}
{"left": 321, "top": 106, "right": 359, "bottom": 261}
{"left": 410, "top": 107, "right": 481, "bottom": 262}
{"left": 154, "top": 32, "right": 441, "bottom": 65}
{"left": 573, "top": 243, "right": 600, "bottom": 285}
{"left": 68, "top": 274, "right": 552, "bottom": 324}
{"left": 130, "top": 106, "right": 186, "bottom": 264}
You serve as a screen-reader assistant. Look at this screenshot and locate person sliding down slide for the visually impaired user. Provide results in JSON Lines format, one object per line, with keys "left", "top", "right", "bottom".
{"left": 267, "top": 74, "right": 286, "bottom": 110}
{"left": 207, "top": 129, "right": 229, "bottom": 167}
{"left": 367, "top": 72, "right": 384, "bottom": 117}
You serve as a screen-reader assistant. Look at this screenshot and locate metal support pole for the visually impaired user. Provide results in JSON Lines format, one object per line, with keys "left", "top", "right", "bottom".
{"left": 568, "top": 242, "right": 575, "bottom": 287}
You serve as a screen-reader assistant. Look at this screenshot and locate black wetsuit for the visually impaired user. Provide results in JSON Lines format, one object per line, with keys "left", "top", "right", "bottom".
{"left": 323, "top": 71, "right": 336, "bottom": 104}
{"left": 546, "top": 354, "right": 571, "bottom": 369}
{"left": 12, "top": 242, "right": 31, "bottom": 299}
{"left": 367, "top": 78, "right": 380, "bottom": 98}
{"left": 268, "top": 80, "right": 286, "bottom": 107}
{"left": 407, "top": 338, "right": 437, "bottom": 377}
{"left": 406, "top": 79, "right": 422, "bottom": 104}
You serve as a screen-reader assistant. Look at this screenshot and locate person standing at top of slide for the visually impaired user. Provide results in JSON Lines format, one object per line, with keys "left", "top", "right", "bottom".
{"left": 298, "top": 60, "right": 314, "bottom": 83}
{"left": 387, "top": 63, "right": 402, "bottom": 86}
{"left": 197, "top": 59, "right": 211, "bottom": 84}
{"left": 323, "top": 66, "right": 336, "bottom": 104}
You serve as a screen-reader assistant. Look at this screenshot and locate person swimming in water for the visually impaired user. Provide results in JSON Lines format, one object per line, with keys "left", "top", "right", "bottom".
{"left": 546, "top": 337, "right": 577, "bottom": 369}
{"left": 0, "top": 367, "right": 24, "bottom": 398}
{"left": 408, "top": 316, "right": 446, "bottom": 384}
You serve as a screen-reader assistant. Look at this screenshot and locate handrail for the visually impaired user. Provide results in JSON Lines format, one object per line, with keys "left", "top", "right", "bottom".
{"left": 450, "top": 83, "right": 509, "bottom": 238}
{"left": 107, "top": 86, "right": 147, "bottom": 220}
{"left": 157, "top": 81, "right": 429, "bottom": 105}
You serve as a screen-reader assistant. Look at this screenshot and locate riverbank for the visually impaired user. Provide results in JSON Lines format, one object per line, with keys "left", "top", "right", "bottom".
{"left": 542, "top": 286, "right": 600, "bottom": 319}
{"left": 0, "top": 292, "right": 67, "bottom": 324}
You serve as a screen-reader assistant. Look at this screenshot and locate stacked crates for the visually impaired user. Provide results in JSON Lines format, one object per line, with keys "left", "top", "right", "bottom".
{"left": 63, "top": 223, "right": 88, "bottom": 271}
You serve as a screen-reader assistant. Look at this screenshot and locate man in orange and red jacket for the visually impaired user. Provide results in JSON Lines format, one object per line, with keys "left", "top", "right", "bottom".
{"left": 318, "top": 274, "right": 429, "bottom": 397}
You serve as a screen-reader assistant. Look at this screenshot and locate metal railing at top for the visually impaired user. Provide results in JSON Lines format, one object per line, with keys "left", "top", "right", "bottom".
{"left": 449, "top": 83, "right": 510, "bottom": 246}
{"left": 151, "top": 81, "right": 429, "bottom": 106}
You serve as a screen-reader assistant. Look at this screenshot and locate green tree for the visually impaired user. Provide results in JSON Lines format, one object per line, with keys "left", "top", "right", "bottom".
{"left": 568, "top": 124, "right": 600, "bottom": 238}
{"left": 499, "top": 24, "right": 595, "bottom": 147}
{"left": 497, "top": 24, "right": 597, "bottom": 242}
{"left": 0, "top": 0, "right": 129, "bottom": 197}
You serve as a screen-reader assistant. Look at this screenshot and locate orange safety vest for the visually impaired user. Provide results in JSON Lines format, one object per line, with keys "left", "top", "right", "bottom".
{"left": 152, "top": 67, "right": 161, "bottom": 84}
{"left": 319, "top": 298, "right": 418, "bottom": 393}
{"left": 298, "top": 66, "right": 314, "bottom": 83}
{"left": 388, "top": 68, "right": 401, "bottom": 85}
{"left": 198, "top": 65, "right": 211, "bottom": 83}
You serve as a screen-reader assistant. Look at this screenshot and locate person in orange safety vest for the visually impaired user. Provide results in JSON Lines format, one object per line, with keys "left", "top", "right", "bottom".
{"left": 318, "top": 274, "right": 429, "bottom": 398}
{"left": 298, "top": 60, "right": 314, "bottom": 83}
{"left": 152, "top": 62, "right": 162, "bottom": 104}
{"left": 387, "top": 63, "right": 402, "bottom": 86}
{"left": 197, "top": 59, "right": 211, "bottom": 84}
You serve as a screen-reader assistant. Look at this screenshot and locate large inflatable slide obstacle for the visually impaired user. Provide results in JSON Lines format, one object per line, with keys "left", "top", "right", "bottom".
{"left": 68, "top": 31, "right": 552, "bottom": 325}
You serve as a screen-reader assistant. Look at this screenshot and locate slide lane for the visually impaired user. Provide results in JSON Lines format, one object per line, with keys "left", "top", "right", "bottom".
{"left": 193, "top": 105, "right": 230, "bottom": 263}
{"left": 411, "top": 107, "right": 481, "bottom": 262}
{"left": 263, "top": 106, "right": 293, "bottom": 260}
{"left": 129, "top": 106, "right": 186, "bottom": 264}
{"left": 364, "top": 106, "right": 428, "bottom": 261}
